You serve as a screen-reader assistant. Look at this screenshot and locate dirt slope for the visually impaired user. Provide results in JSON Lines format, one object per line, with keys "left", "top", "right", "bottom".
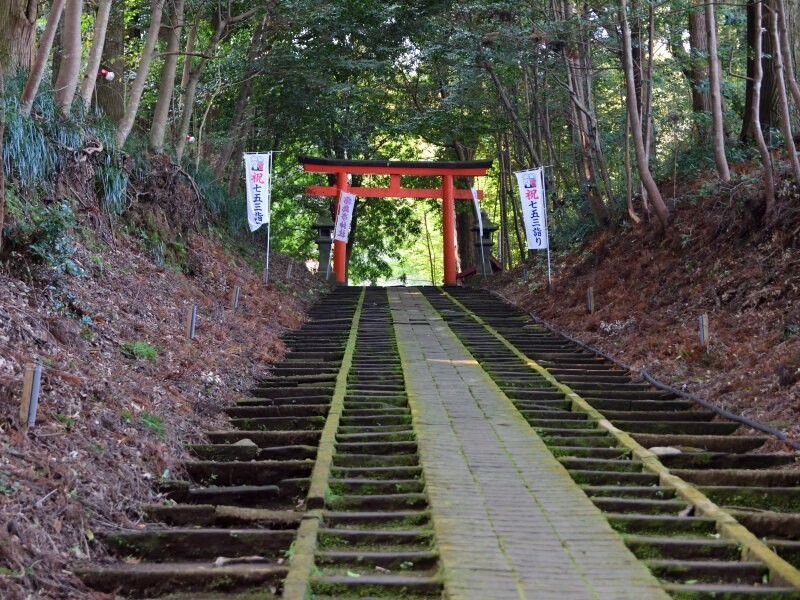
{"left": 489, "top": 168, "right": 800, "bottom": 446}
{"left": 0, "top": 228, "right": 323, "bottom": 599}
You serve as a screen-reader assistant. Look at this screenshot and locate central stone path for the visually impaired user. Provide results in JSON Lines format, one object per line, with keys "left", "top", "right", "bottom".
{"left": 389, "top": 287, "right": 669, "bottom": 600}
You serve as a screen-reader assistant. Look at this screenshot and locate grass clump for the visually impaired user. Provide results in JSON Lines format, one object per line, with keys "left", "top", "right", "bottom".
{"left": 121, "top": 340, "right": 159, "bottom": 361}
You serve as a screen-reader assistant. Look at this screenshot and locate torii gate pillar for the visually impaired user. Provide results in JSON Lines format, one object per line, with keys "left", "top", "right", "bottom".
{"left": 442, "top": 174, "right": 456, "bottom": 285}
{"left": 334, "top": 171, "right": 348, "bottom": 284}
{"left": 299, "top": 156, "right": 492, "bottom": 286}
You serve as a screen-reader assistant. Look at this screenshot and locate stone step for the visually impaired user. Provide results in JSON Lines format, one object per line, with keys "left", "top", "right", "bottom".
{"left": 700, "top": 487, "right": 800, "bottom": 513}
{"left": 330, "top": 478, "right": 424, "bottom": 494}
{"left": 610, "top": 421, "right": 740, "bottom": 436}
{"left": 184, "top": 460, "right": 313, "bottom": 487}
{"left": 328, "top": 494, "right": 429, "bottom": 511}
{"left": 205, "top": 430, "right": 320, "bottom": 447}
{"left": 624, "top": 535, "right": 740, "bottom": 560}
{"left": 659, "top": 452, "right": 798, "bottom": 470}
{"left": 317, "top": 528, "right": 434, "bottom": 547}
{"left": 591, "top": 497, "right": 691, "bottom": 515}
{"left": 331, "top": 466, "right": 423, "bottom": 479}
{"left": 224, "top": 405, "right": 329, "bottom": 418}
{"left": 608, "top": 513, "right": 717, "bottom": 536}
{"left": 323, "top": 511, "right": 429, "bottom": 527}
{"left": 141, "top": 504, "right": 301, "bottom": 529}
{"left": 600, "top": 410, "right": 715, "bottom": 422}
{"left": 673, "top": 469, "right": 800, "bottom": 487}
{"left": 315, "top": 550, "right": 438, "bottom": 570}
{"left": 99, "top": 528, "right": 294, "bottom": 560}
{"left": 558, "top": 457, "right": 641, "bottom": 473}
{"left": 631, "top": 434, "right": 770, "bottom": 453}
{"left": 310, "top": 573, "right": 442, "bottom": 596}
{"left": 660, "top": 582, "right": 800, "bottom": 597}
{"left": 645, "top": 559, "right": 766, "bottom": 584}
{"left": 77, "top": 562, "right": 287, "bottom": 596}
{"left": 569, "top": 470, "right": 660, "bottom": 486}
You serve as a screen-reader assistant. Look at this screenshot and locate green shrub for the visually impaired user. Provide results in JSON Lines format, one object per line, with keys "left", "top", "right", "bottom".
{"left": 140, "top": 413, "right": 165, "bottom": 438}
{"left": 5, "top": 200, "right": 86, "bottom": 276}
{"left": 121, "top": 340, "right": 159, "bottom": 361}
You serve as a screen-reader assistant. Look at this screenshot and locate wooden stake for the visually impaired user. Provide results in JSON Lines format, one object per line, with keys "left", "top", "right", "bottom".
{"left": 185, "top": 304, "right": 197, "bottom": 340}
{"left": 230, "top": 286, "right": 241, "bottom": 310}
{"left": 699, "top": 313, "right": 710, "bottom": 349}
{"left": 19, "top": 363, "right": 42, "bottom": 429}
{"left": 587, "top": 287, "right": 595, "bottom": 314}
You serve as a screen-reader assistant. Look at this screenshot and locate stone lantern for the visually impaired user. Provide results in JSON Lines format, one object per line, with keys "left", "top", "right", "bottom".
{"left": 312, "top": 209, "right": 334, "bottom": 279}
{"left": 472, "top": 210, "right": 498, "bottom": 277}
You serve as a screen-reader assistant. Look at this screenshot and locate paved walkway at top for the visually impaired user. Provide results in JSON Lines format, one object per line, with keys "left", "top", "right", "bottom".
{"left": 388, "top": 287, "right": 668, "bottom": 600}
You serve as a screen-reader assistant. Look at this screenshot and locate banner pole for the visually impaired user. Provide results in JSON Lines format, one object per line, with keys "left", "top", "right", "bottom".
{"left": 265, "top": 221, "right": 271, "bottom": 284}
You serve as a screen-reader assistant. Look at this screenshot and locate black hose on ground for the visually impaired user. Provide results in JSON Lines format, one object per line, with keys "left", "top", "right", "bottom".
{"left": 485, "top": 288, "right": 800, "bottom": 451}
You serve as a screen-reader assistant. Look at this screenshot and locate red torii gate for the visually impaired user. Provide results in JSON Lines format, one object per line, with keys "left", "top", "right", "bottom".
{"left": 299, "top": 156, "right": 492, "bottom": 285}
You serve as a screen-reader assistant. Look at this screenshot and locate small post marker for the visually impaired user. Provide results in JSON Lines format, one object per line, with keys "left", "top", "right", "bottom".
{"left": 19, "top": 363, "right": 42, "bottom": 430}
{"left": 587, "top": 287, "right": 595, "bottom": 314}
{"left": 699, "top": 313, "right": 710, "bottom": 349}
{"left": 185, "top": 304, "right": 198, "bottom": 340}
{"left": 522, "top": 268, "right": 529, "bottom": 283}
{"left": 286, "top": 263, "right": 293, "bottom": 279}
{"left": 231, "top": 286, "right": 241, "bottom": 310}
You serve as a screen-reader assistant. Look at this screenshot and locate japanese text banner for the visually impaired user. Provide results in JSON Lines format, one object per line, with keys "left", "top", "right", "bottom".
{"left": 514, "top": 168, "right": 549, "bottom": 250}
{"left": 245, "top": 153, "right": 272, "bottom": 232}
{"left": 334, "top": 191, "right": 357, "bottom": 242}
{"left": 470, "top": 187, "right": 483, "bottom": 239}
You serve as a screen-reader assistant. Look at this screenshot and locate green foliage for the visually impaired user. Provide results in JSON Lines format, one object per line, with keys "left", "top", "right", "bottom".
{"left": 140, "top": 412, "right": 165, "bottom": 438}
{"left": 5, "top": 199, "right": 86, "bottom": 276}
{"left": 53, "top": 414, "right": 76, "bottom": 432}
{"left": 121, "top": 340, "right": 159, "bottom": 361}
{"left": 96, "top": 165, "right": 130, "bottom": 216}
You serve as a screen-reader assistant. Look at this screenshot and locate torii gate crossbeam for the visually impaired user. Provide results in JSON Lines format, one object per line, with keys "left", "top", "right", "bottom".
{"left": 300, "top": 156, "right": 492, "bottom": 285}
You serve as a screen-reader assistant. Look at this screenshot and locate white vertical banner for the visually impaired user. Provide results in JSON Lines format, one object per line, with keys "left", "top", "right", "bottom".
{"left": 334, "top": 190, "right": 357, "bottom": 242}
{"left": 471, "top": 187, "right": 487, "bottom": 277}
{"left": 244, "top": 153, "right": 272, "bottom": 232}
{"left": 514, "top": 168, "right": 549, "bottom": 250}
{"left": 470, "top": 187, "right": 483, "bottom": 238}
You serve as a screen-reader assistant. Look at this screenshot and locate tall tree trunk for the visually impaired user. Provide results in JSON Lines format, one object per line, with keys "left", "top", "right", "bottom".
{"left": 116, "top": 0, "right": 165, "bottom": 146}
{"left": 705, "top": 0, "right": 731, "bottom": 181}
{"left": 483, "top": 59, "right": 541, "bottom": 166}
{"left": 175, "top": 8, "right": 256, "bottom": 161}
{"left": 96, "top": 0, "right": 125, "bottom": 122}
{"left": 179, "top": 16, "right": 198, "bottom": 111}
{"left": 176, "top": 21, "right": 225, "bottom": 161}
{"left": 80, "top": 0, "right": 112, "bottom": 108}
{"left": 0, "top": 1, "right": 38, "bottom": 71}
{"left": 751, "top": 0, "right": 776, "bottom": 213}
{"left": 624, "top": 110, "right": 640, "bottom": 223}
{"left": 769, "top": 7, "right": 800, "bottom": 180}
{"left": 620, "top": 0, "right": 670, "bottom": 227}
{"left": 742, "top": 0, "right": 779, "bottom": 141}
{"left": 20, "top": 0, "right": 66, "bottom": 117}
{"left": 54, "top": 0, "right": 82, "bottom": 113}
{"left": 150, "top": 0, "right": 185, "bottom": 152}
{"left": 688, "top": 6, "right": 712, "bottom": 114}
{"left": 213, "top": 18, "right": 267, "bottom": 179}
